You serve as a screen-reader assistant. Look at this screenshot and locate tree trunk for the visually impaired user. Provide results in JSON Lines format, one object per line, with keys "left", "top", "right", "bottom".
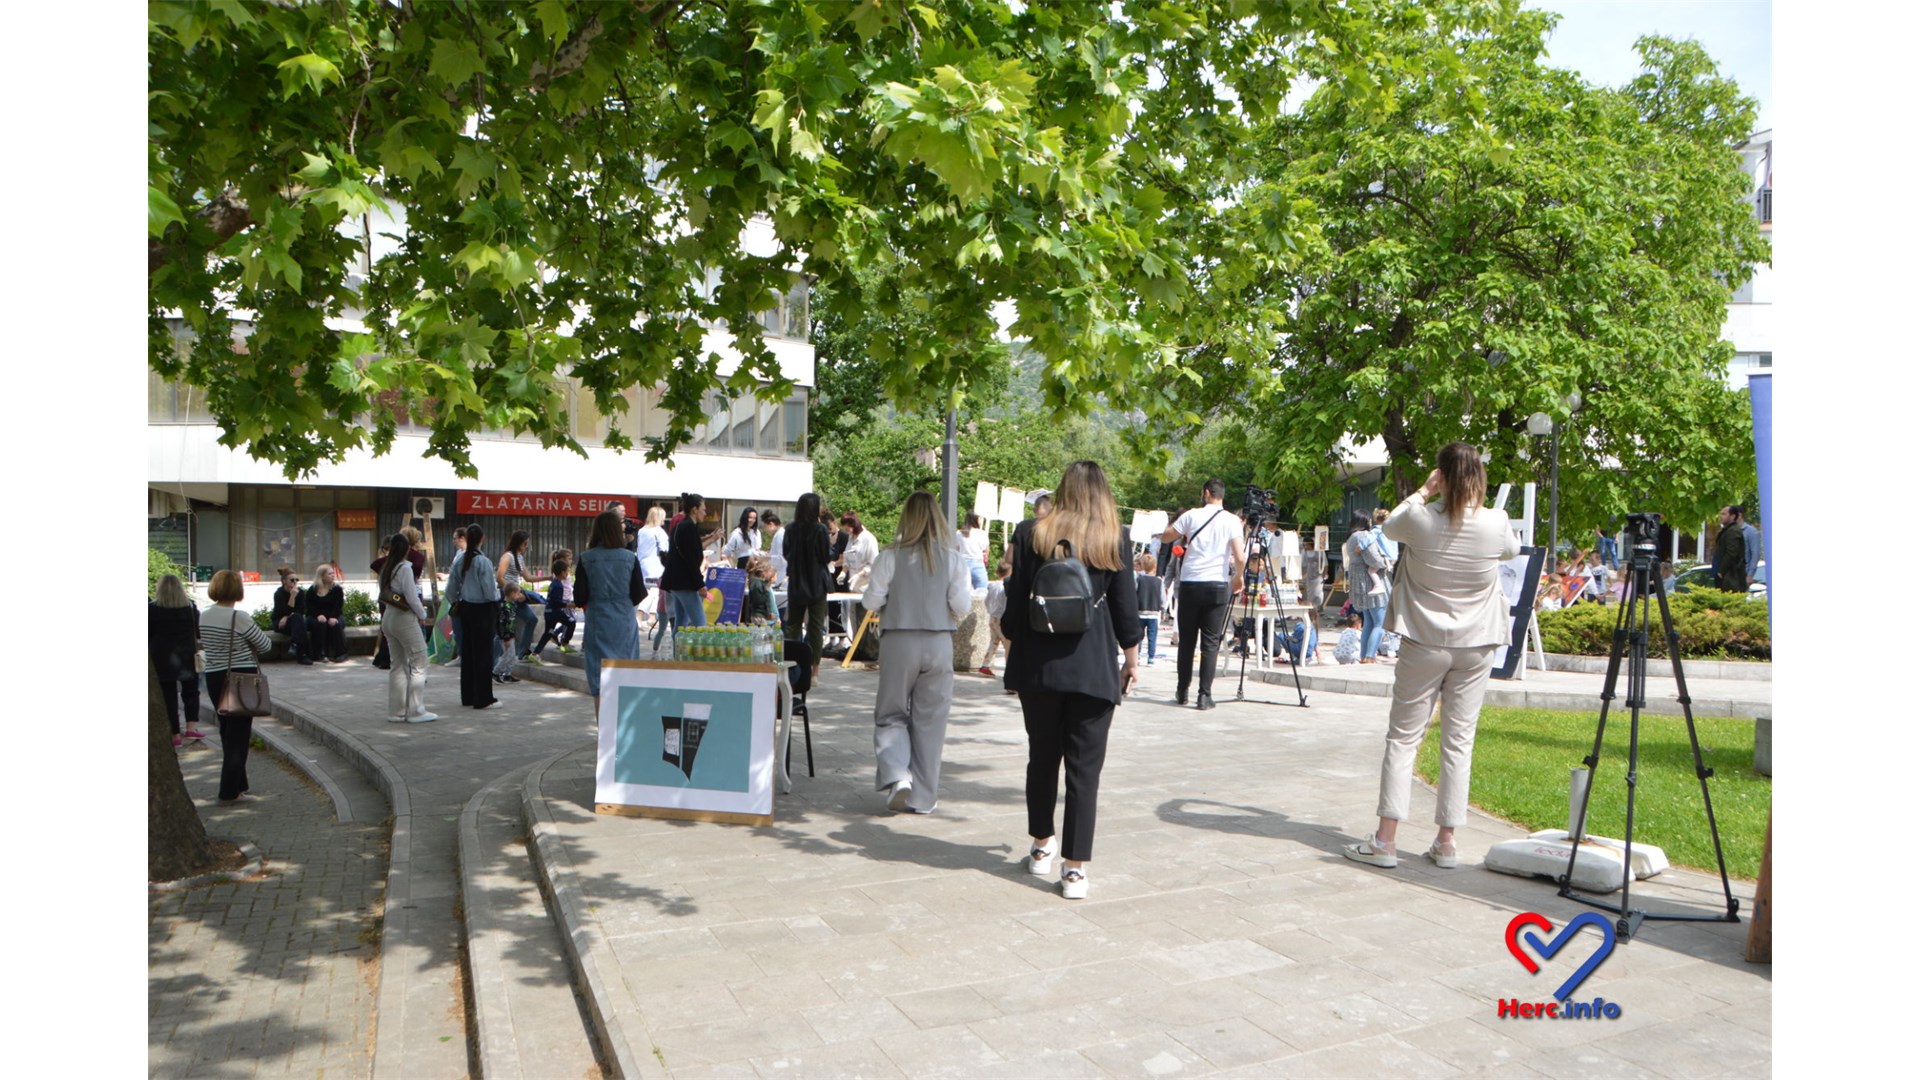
{"left": 1380, "top": 404, "right": 1421, "bottom": 500}
{"left": 149, "top": 659, "right": 215, "bottom": 882}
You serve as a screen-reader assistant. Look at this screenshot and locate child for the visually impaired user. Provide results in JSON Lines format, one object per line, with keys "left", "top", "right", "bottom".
{"left": 1333, "top": 613, "right": 1364, "bottom": 665}
{"left": 494, "top": 585, "right": 524, "bottom": 684}
{"left": 532, "top": 554, "right": 577, "bottom": 657}
{"left": 1134, "top": 552, "right": 1164, "bottom": 665}
{"left": 746, "top": 554, "right": 778, "bottom": 622}
{"left": 980, "top": 551, "right": 1012, "bottom": 677}
{"left": 1279, "top": 615, "right": 1317, "bottom": 666}
{"left": 1378, "top": 628, "right": 1400, "bottom": 661}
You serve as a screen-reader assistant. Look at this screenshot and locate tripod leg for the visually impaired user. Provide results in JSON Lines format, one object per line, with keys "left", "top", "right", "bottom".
{"left": 1618, "top": 583, "right": 1652, "bottom": 937}
{"left": 1562, "top": 573, "right": 1635, "bottom": 896}
{"left": 1651, "top": 574, "right": 1744, "bottom": 922}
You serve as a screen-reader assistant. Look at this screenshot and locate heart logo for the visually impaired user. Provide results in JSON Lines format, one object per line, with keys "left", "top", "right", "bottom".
{"left": 1505, "top": 912, "right": 1616, "bottom": 1001}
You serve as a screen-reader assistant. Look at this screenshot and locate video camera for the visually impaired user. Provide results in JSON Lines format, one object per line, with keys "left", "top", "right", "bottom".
{"left": 1624, "top": 512, "right": 1663, "bottom": 548}
{"left": 1241, "top": 484, "right": 1278, "bottom": 524}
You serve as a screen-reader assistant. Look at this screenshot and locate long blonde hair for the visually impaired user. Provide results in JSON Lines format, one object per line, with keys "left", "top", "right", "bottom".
{"left": 153, "top": 573, "right": 192, "bottom": 608}
{"left": 891, "top": 491, "right": 953, "bottom": 573}
{"left": 1031, "top": 460, "right": 1125, "bottom": 571}
{"left": 312, "top": 564, "right": 339, "bottom": 595}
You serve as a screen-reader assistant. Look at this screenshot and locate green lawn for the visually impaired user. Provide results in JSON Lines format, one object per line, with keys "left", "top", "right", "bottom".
{"left": 1415, "top": 706, "right": 1771, "bottom": 880}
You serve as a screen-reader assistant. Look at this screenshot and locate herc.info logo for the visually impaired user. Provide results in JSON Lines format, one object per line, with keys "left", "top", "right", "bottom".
{"left": 1498, "top": 912, "right": 1624, "bottom": 1020}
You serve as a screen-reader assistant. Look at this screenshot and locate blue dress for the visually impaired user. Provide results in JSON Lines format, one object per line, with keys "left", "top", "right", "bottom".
{"left": 577, "top": 546, "right": 643, "bottom": 697}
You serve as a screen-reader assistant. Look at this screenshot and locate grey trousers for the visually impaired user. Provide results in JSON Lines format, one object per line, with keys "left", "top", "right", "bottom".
{"left": 873, "top": 629, "right": 954, "bottom": 812}
{"left": 1375, "top": 637, "right": 1500, "bottom": 827}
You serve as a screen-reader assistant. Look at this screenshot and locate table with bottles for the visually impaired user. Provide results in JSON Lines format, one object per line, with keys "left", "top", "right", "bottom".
{"left": 662, "top": 622, "right": 807, "bottom": 793}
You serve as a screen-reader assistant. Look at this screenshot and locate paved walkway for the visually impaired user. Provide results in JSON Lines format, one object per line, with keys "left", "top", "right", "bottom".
{"left": 149, "top": 716, "right": 389, "bottom": 1078}
{"left": 155, "top": 632, "right": 1769, "bottom": 1078}
{"left": 524, "top": 656, "right": 1769, "bottom": 1077}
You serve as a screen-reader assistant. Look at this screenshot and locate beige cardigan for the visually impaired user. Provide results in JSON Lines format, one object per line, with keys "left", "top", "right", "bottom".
{"left": 1381, "top": 491, "right": 1521, "bottom": 648}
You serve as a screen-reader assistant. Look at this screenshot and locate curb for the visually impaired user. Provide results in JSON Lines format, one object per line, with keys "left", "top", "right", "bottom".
{"left": 456, "top": 761, "right": 539, "bottom": 1080}
{"left": 253, "top": 722, "right": 356, "bottom": 824}
{"left": 269, "top": 699, "right": 416, "bottom": 1080}
{"left": 1541, "top": 652, "right": 1771, "bottom": 681}
{"left": 1251, "top": 667, "right": 1768, "bottom": 719}
{"left": 523, "top": 747, "right": 663, "bottom": 1080}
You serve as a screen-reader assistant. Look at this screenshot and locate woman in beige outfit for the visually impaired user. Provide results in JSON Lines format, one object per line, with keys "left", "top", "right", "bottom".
{"left": 1345, "top": 442, "right": 1519, "bottom": 870}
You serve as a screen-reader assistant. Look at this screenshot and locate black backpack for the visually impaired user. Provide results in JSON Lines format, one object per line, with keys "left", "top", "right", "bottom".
{"left": 1028, "top": 540, "right": 1102, "bottom": 634}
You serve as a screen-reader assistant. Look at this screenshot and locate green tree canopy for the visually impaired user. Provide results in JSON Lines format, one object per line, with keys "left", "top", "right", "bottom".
{"left": 1240, "top": 13, "right": 1766, "bottom": 532}
{"left": 150, "top": 0, "right": 1511, "bottom": 479}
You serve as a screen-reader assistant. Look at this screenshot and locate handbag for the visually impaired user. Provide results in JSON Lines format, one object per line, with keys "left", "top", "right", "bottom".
{"left": 216, "top": 609, "right": 273, "bottom": 717}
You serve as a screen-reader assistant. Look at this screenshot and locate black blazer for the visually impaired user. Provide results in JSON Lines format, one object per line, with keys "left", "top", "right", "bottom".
{"left": 148, "top": 602, "right": 200, "bottom": 681}
{"left": 660, "top": 518, "right": 707, "bottom": 591}
{"left": 783, "top": 521, "right": 832, "bottom": 608}
{"left": 1000, "top": 518, "right": 1143, "bottom": 704}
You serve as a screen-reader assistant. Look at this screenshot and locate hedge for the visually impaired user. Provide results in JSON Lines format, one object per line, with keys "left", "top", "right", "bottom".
{"left": 1537, "top": 589, "right": 1769, "bottom": 661}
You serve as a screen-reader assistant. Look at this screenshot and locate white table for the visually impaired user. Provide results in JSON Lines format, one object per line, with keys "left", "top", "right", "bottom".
{"left": 823, "top": 591, "right": 863, "bottom": 653}
{"left": 1245, "top": 602, "right": 1311, "bottom": 670}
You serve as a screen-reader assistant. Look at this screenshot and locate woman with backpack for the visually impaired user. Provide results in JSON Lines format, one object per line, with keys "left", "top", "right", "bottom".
{"left": 861, "top": 491, "right": 975, "bottom": 815}
{"left": 1001, "top": 461, "right": 1142, "bottom": 899}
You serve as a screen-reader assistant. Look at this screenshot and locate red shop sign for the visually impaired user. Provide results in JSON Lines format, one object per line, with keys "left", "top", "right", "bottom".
{"left": 457, "top": 491, "right": 639, "bottom": 518}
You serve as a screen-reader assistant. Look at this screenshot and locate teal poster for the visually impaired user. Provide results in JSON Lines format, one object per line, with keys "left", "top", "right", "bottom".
{"left": 614, "top": 684, "right": 756, "bottom": 792}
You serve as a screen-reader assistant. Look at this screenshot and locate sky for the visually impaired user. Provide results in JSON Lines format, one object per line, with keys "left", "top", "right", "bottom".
{"left": 1527, "top": 0, "right": 1772, "bottom": 133}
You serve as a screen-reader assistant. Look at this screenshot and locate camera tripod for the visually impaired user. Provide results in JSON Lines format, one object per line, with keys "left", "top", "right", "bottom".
{"left": 1558, "top": 534, "right": 1741, "bottom": 939}
{"left": 1222, "top": 524, "right": 1309, "bottom": 709}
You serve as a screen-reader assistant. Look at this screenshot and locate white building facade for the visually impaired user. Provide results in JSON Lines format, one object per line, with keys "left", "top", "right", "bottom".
{"left": 1723, "top": 129, "right": 1773, "bottom": 387}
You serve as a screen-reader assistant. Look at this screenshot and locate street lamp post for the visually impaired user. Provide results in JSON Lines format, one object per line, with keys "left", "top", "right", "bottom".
{"left": 1526, "top": 390, "right": 1583, "bottom": 559}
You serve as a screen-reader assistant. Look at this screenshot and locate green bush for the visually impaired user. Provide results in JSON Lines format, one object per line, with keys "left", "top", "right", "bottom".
{"left": 342, "top": 587, "right": 379, "bottom": 627}
{"left": 148, "top": 547, "right": 190, "bottom": 595}
{"left": 1538, "top": 590, "right": 1769, "bottom": 660}
{"left": 252, "top": 607, "right": 275, "bottom": 633}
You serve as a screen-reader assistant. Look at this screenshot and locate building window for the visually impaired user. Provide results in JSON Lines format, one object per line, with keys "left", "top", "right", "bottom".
{"left": 1730, "top": 352, "right": 1772, "bottom": 376}
{"left": 782, "top": 397, "right": 808, "bottom": 457}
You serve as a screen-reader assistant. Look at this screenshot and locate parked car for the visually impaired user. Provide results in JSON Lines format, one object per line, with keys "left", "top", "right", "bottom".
{"left": 1670, "top": 562, "right": 1767, "bottom": 599}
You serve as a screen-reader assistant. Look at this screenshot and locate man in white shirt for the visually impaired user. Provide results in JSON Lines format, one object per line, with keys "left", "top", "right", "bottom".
{"left": 1159, "top": 478, "right": 1248, "bottom": 710}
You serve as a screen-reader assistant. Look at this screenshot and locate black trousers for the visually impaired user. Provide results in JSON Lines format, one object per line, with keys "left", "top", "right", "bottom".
{"left": 784, "top": 598, "right": 829, "bottom": 665}
{"left": 1175, "top": 581, "right": 1231, "bottom": 698}
{"left": 534, "top": 609, "right": 576, "bottom": 653}
{"left": 458, "top": 606, "right": 499, "bottom": 707}
{"left": 306, "top": 615, "right": 347, "bottom": 660}
{"left": 276, "top": 614, "right": 310, "bottom": 661}
{"left": 159, "top": 676, "right": 200, "bottom": 734}
{"left": 206, "top": 668, "right": 255, "bottom": 800}
{"left": 1019, "top": 687, "right": 1116, "bottom": 862}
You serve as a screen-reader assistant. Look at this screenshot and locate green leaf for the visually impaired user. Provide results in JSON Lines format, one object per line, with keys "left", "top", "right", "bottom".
{"left": 533, "top": 0, "right": 569, "bottom": 44}
{"left": 148, "top": 186, "right": 186, "bottom": 238}
{"left": 429, "top": 36, "right": 486, "bottom": 86}
{"left": 276, "top": 53, "right": 344, "bottom": 98}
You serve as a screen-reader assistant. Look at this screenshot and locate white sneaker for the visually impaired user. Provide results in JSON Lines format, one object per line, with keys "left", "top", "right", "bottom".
{"left": 1027, "top": 843, "right": 1057, "bottom": 876}
{"left": 1342, "top": 834, "right": 1398, "bottom": 869}
{"left": 1424, "top": 841, "right": 1458, "bottom": 869}
{"left": 1060, "top": 866, "right": 1089, "bottom": 900}
{"left": 387, "top": 715, "right": 407, "bottom": 724}
{"left": 407, "top": 712, "right": 439, "bottom": 724}
{"left": 887, "top": 781, "right": 913, "bottom": 813}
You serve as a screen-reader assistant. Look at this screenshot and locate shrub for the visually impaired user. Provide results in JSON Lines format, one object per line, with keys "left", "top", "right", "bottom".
{"left": 1538, "top": 590, "right": 1769, "bottom": 660}
{"left": 148, "top": 547, "right": 190, "bottom": 595}
{"left": 342, "top": 587, "right": 379, "bottom": 627}
{"left": 252, "top": 607, "right": 275, "bottom": 633}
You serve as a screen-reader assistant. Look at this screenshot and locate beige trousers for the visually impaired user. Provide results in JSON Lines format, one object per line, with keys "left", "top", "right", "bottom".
{"left": 1376, "top": 637, "right": 1500, "bottom": 827}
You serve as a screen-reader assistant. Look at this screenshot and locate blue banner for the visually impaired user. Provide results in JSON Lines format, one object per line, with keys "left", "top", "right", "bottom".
{"left": 704, "top": 566, "right": 748, "bottom": 624}
{"left": 1749, "top": 373, "right": 1772, "bottom": 627}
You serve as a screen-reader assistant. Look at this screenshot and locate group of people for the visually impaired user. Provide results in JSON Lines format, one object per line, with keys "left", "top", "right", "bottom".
{"left": 156, "top": 442, "right": 1527, "bottom": 897}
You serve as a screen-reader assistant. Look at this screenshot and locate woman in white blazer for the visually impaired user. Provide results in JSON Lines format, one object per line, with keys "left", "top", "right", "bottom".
{"left": 1345, "top": 442, "right": 1519, "bottom": 871}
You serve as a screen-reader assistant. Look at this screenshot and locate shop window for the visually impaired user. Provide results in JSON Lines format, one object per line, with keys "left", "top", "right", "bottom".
{"left": 300, "top": 514, "right": 335, "bottom": 571}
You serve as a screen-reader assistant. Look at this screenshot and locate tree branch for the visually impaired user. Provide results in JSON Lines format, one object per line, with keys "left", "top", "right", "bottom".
{"left": 149, "top": 189, "right": 253, "bottom": 275}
